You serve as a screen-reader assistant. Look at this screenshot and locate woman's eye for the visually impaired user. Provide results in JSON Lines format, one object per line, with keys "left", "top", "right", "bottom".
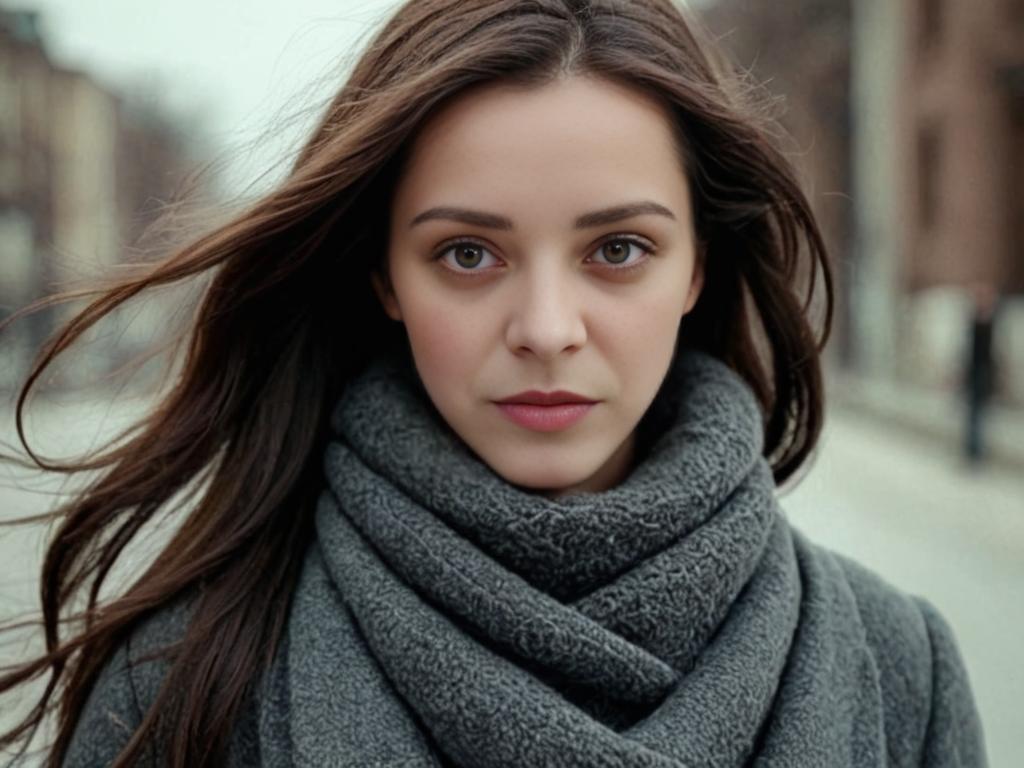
{"left": 434, "top": 241, "right": 500, "bottom": 273}
{"left": 589, "top": 237, "right": 655, "bottom": 270}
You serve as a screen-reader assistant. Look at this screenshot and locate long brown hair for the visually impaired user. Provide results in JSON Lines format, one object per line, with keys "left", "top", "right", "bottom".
{"left": 0, "top": 1, "right": 833, "bottom": 765}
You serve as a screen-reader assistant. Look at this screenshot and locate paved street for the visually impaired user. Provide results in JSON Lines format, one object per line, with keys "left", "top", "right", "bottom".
{"left": 1, "top": 395, "right": 1021, "bottom": 764}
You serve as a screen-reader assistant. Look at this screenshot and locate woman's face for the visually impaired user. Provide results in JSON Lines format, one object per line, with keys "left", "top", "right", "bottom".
{"left": 373, "top": 74, "right": 703, "bottom": 498}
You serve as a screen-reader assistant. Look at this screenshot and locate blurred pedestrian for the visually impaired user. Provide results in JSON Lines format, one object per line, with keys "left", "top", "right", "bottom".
{"left": 962, "top": 280, "right": 1001, "bottom": 467}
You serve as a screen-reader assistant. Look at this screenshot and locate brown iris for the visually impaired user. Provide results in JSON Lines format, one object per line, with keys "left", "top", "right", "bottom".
{"left": 601, "top": 240, "right": 630, "bottom": 264}
{"left": 454, "top": 245, "right": 485, "bottom": 269}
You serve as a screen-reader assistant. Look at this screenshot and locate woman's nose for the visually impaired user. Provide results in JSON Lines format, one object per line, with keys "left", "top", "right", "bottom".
{"left": 504, "top": 264, "right": 588, "bottom": 359}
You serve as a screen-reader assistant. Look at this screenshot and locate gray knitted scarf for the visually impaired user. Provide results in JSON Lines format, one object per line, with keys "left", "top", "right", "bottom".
{"left": 270, "top": 347, "right": 887, "bottom": 766}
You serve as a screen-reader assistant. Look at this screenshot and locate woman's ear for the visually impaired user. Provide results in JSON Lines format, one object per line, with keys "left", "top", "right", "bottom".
{"left": 370, "top": 270, "right": 403, "bottom": 322}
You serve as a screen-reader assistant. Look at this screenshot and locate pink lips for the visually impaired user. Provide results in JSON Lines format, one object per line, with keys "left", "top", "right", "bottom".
{"left": 494, "top": 402, "right": 596, "bottom": 432}
{"left": 493, "top": 389, "right": 599, "bottom": 432}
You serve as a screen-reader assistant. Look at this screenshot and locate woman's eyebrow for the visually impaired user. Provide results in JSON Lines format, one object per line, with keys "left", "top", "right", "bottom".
{"left": 408, "top": 201, "right": 676, "bottom": 231}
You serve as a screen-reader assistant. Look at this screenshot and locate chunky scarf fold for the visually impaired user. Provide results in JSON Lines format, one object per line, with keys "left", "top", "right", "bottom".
{"left": 268, "top": 347, "right": 891, "bottom": 767}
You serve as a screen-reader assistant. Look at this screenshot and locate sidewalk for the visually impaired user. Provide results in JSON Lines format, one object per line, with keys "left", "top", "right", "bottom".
{"left": 825, "top": 369, "right": 1024, "bottom": 472}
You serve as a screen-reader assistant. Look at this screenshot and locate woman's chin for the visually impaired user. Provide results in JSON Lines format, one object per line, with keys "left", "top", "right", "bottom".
{"left": 488, "top": 459, "right": 605, "bottom": 498}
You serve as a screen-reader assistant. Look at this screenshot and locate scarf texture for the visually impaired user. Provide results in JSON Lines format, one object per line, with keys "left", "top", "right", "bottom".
{"left": 240, "top": 346, "right": 985, "bottom": 768}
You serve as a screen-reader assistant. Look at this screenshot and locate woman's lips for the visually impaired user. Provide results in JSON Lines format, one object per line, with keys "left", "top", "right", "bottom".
{"left": 495, "top": 402, "right": 596, "bottom": 432}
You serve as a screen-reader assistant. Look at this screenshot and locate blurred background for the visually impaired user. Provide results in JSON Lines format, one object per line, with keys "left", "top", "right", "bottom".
{"left": 1, "top": 0, "right": 1021, "bottom": 764}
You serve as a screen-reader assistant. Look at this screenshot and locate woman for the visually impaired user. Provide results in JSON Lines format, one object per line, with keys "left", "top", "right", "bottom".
{"left": 0, "top": 0, "right": 986, "bottom": 766}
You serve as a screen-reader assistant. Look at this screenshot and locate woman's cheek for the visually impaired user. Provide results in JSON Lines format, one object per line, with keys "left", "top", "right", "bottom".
{"left": 403, "top": 299, "right": 481, "bottom": 394}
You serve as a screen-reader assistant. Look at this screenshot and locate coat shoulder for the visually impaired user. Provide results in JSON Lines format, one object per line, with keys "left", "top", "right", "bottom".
{"left": 823, "top": 545, "right": 987, "bottom": 766}
{"left": 60, "top": 590, "right": 198, "bottom": 766}
{"left": 123, "top": 588, "right": 201, "bottom": 706}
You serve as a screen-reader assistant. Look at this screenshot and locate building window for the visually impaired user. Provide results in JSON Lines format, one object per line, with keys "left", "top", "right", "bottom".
{"left": 1009, "top": 0, "right": 1024, "bottom": 28}
{"left": 919, "top": 0, "right": 944, "bottom": 51}
{"left": 918, "top": 123, "right": 942, "bottom": 230}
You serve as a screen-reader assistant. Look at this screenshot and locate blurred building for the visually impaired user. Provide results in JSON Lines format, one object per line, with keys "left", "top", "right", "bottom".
{"left": 901, "top": 0, "right": 1023, "bottom": 293}
{"left": 0, "top": 8, "right": 54, "bottom": 382}
{"left": 701, "top": 0, "right": 1024, "bottom": 465}
{"left": 852, "top": 0, "right": 1023, "bottom": 397}
{"left": 0, "top": 8, "right": 206, "bottom": 392}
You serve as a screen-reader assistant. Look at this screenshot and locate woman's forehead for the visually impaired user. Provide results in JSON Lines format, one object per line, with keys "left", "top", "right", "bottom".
{"left": 391, "top": 76, "right": 691, "bottom": 229}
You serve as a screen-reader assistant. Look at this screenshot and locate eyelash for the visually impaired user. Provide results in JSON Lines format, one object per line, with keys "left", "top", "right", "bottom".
{"left": 430, "top": 234, "right": 657, "bottom": 277}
